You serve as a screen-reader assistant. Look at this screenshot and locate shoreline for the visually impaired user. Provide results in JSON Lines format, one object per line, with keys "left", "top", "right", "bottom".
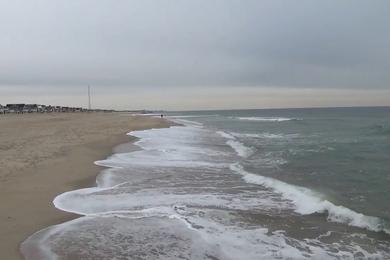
{"left": 0, "top": 113, "right": 171, "bottom": 259}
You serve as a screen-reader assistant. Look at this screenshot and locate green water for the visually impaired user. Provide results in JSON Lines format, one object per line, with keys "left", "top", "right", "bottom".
{"left": 169, "top": 107, "right": 390, "bottom": 226}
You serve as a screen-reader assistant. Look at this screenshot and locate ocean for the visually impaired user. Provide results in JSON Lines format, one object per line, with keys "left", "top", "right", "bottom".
{"left": 22, "top": 107, "right": 390, "bottom": 259}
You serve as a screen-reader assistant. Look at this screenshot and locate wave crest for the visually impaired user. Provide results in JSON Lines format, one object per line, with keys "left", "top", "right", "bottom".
{"left": 230, "top": 163, "right": 389, "bottom": 234}
{"left": 216, "top": 131, "right": 254, "bottom": 158}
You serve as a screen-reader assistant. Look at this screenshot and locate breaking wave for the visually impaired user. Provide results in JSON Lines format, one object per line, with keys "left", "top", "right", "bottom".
{"left": 230, "top": 163, "right": 389, "bottom": 235}
{"left": 216, "top": 131, "right": 254, "bottom": 158}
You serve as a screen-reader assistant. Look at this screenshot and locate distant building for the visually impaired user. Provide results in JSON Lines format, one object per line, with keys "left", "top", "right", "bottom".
{"left": 23, "top": 104, "right": 39, "bottom": 113}
{"left": 0, "top": 103, "right": 106, "bottom": 114}
{"left": 38, "top": 105, "right": 46, "bottom": 113}
{"left": 6, "top": 104, "right": 25, "bottom": 113}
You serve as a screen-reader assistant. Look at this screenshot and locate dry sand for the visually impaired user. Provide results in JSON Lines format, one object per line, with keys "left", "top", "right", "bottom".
{"left": 0, "top": 112, "right": 171, "bottom": 259}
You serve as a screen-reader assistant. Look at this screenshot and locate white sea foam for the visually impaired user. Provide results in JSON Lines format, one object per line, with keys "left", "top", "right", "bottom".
{"left": 95, "top": 149, "right": 227, "bottom": 169}
{"left": 54, "top": 173, "right": 284, "bottom": 216}
{"left": 23, "top": 205, "right": 388, "bottom": 260}
{"left": 216, "top": 131, "right": 235, "bottom": 140}
{"left": 230, "top": 163, "right": 389, "bottom": 234}
{"left": 216, "top": 131, "right": 254, "bottom": 158}
{"left": 185, "top": 215, "right": 386, "bottom": 259}
{"left": 226, "top": 140, "right": 254, "bottom": 158}
{"left": 54, "top": 188, "right": 252, "bottom": 216}
{"left": 237, "top": 117, "right": 299, "bottom": 122}
{"left": 54, "top": 188, "right": 283, "bottom": 217}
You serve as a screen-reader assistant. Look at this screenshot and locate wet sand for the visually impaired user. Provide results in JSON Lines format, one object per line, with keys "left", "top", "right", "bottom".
{"left": 0, "top": 113, "right": 170, "bottom": 259}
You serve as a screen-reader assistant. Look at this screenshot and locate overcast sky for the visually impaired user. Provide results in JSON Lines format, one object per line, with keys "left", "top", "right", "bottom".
{"left": 0, "top": 0, "right": 389, "bottom": 110}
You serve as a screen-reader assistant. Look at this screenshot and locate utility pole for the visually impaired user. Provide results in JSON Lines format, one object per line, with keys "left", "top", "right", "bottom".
{"left": 88, "top": 85, "right": 91, "bottom": 110}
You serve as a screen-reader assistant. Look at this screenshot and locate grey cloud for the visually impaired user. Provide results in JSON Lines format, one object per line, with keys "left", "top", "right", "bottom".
{"left": 0, "top": 0, "right": 389, "bottom": 90}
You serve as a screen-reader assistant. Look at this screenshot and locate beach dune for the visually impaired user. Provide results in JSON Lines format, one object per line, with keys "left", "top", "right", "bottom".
{"left": 0, "top": 112, "right": 170, "bottom": 259}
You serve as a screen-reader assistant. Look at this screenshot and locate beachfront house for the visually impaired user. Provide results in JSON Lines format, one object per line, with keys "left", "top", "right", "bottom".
{"left": 6, "top": 104, "right": 25, "bottom": 113}
{"left": 46, "top": 105, "right": 55, "bottom": 113}
{"left": 23, "top": 104, "right": 39, "bottom": 113}
{"left": 22, "top": 106, "right": 29, "bottom": 113}
{"left": 0, "top": 103, "right": 94, "bottom": 114}
{"left": 0, "top": 104, "right": 9, "bottom": 114}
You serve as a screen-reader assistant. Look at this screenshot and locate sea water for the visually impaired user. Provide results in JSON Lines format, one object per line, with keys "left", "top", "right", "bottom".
{"left": 22, "top": 107, "right": 390, "bottom": 259}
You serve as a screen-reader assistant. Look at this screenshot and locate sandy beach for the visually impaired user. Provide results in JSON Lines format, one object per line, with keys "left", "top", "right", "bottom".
{"left": 0, "top": 113, "right": 170, "bottom": 259}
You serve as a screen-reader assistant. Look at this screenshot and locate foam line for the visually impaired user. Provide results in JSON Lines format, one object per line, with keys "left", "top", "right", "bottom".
{"left": 216, "top": 131, "right": 254, "bottom": 158}
{"left": 230, "top": 163, "right": 389, "bottom": 234}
